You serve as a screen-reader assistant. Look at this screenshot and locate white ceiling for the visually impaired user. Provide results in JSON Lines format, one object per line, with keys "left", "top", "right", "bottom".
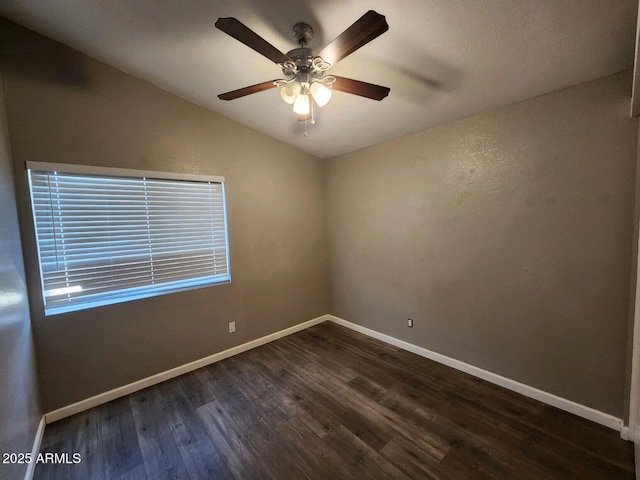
{"left": 0, "top": 0, "right": 637, "bottom": 158}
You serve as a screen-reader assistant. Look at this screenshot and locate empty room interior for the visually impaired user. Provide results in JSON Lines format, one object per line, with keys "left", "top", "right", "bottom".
{"left": 3, "top": 1, "right": 640, "bottom": 479}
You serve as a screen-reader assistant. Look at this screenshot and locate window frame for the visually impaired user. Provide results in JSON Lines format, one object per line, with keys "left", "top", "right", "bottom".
{"left": 26, "top": 161, "right": 231, "bottom": 316}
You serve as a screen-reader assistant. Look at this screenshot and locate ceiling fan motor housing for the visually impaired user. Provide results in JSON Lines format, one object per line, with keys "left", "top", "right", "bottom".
{"left": 292, "top": 22, "right": 313, "bottom": 47}
{"left": 283, "top": 48, "right": 316, "bottom": 76}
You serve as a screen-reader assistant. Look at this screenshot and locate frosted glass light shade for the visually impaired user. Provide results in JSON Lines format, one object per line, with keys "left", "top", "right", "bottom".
{"left": 310, "top": 82, "right": 332, "bottom": 106}
{"left": 293, "top": 93, "right": 310, "bottom": 115}
{"left": 280, "top": 81, "right": 301, "bottom": 104}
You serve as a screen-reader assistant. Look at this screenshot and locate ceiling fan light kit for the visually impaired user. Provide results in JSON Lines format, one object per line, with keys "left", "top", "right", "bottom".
{"left": 279, "top": 81, "right": 300, "bottom": 104}
{"left": 215, "top": 11, "right": 390, "bottom": 133}
{"left": 274, "top": 23, "right": 335, "bottom": 115}
{"left": 293, "top": 88, "right": 310, "bottom": 115}
{"left": 310, "top": 81, "right": 332, "bottom": 107}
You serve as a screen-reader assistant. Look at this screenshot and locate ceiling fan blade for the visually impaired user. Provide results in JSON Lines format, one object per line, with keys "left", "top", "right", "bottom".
{"left": 215, "top": 17, "right": 291, "bottom": 65}
{"left": 218, "top": 80, "right": 278, "bottom": 100}
{"left": 332, "top": 76, "right": 390, "bottom": 100}
{"left": 317, "top": 10, "right": 388, "bottom": 66}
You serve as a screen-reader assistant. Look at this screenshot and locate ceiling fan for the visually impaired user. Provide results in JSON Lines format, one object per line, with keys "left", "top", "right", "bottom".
{"left": 214, "top": 10, "right": 390, "bottom": 125}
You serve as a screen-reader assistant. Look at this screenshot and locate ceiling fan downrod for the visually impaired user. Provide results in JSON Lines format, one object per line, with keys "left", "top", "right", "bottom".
{"left": 292, "top": 22, "right": 313, "bottom": 48}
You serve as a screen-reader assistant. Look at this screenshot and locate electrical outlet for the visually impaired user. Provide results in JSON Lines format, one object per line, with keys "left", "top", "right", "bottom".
{"left": 407, "top": 318, "right": 414, "bottom": 328}
{"left": 229, "top": 321, "right": 236, "bottom": 333}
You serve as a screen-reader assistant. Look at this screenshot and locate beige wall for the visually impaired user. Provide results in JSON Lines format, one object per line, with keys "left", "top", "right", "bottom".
{"left": 0, "top": 69, "right": 41, "bottom": 478}
{"left": 326, "top": 72, "right": 637, "bottom": 417}
{"left": 0, "top": 19, "right": 329, "bottom": 411}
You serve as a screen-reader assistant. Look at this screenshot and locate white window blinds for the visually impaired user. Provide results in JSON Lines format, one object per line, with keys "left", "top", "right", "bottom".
{"left": 27, "top": 162, "right": 230, "bottom": 315}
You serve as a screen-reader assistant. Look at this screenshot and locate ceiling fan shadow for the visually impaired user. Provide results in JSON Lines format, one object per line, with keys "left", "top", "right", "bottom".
{"left": 112, "top": 0, "right": 323, "bottom": 58}
{"left": 338, "top": 49, "right": 464, "bottom": 104}
{"left": 244, "top": 0, "right": 327, "bottom": 49}
{"left": 0, "top": 18, "right": 92, "bottom": 88}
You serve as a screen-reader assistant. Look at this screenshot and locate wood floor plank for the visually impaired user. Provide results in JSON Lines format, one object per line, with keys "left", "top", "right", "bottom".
{"left": 322, "top": 425, "right": 411, "bottom": 480}
{"left": 270, "top": 340, "right": 452, "bottom": 462}
{"left": 36, "top": 398, "right": 142, "bottom": 480}
{"left": 34, "top": 322, "right": 634, "bottom": 480}
{"left": 130, "top": 387, "right": 191, "bottom": 480}
{"left": 154, "top": 380, "right": 233, "bottom": 480}
{"left": 276, "top": 414, "right": 353, "bottom": 479}
{"left": 436, "top": 439, "right": 513, "bottom": 480}
{"left": 266, "top": 341, "right": 395, "bottom": 452}
{"left": 98, "top": 396, "right": 145, "bottom": 479}
{"left": 379, "top": 434, "right": 445, "bottom": 480}
{"left": 346, "top": 369, "right": 553, "bottom": 480}
{"left": 196, "top": 400, "right": 275, "bottom": 480}
{"left": 114, "top": 465, "right": 147, "bottom": 480}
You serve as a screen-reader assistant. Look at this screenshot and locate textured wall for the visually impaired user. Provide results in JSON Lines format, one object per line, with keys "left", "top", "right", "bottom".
{"left": 0, "top": 69, "right": 41, "bottom": 479}
{"left": 326, "top": 72, "right": 637, "bottom": 417}
{"left": 0, "top": 19, "right": 328, "bottom": 411}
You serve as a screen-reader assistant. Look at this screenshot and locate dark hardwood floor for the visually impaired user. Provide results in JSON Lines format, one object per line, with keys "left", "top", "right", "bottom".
{"left": 34, "top": 322, "right": 634, "bottom": 479}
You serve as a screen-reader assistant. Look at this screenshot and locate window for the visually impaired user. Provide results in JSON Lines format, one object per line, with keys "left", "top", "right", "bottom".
{"left": 27, "top": 162, "right": 230, "bottom": 315}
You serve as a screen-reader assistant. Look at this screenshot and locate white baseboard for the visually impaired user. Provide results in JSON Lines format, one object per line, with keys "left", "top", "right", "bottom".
{"left": 23, "top": 415, "right": 45, "bottom": 480}
{"left": 43, "top": 312, "right": 626, "bottom": 436}
{"left": 328, "top": 315, "right": 623, "bottom": 432}
{"left": 45, "top": 314, "right": 329, "bottom": 424}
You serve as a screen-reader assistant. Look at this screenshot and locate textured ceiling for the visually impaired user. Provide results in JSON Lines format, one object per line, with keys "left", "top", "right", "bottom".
{"left": 0, "top": 0, "right": 637, "bottom": 158}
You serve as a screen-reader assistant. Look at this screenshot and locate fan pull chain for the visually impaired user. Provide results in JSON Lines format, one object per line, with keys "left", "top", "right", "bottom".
{"left": 310, "top": 96, "right": 316, "bottom": 125}
{"left": 304, "top": 95, "right": 314, "bottom": 137}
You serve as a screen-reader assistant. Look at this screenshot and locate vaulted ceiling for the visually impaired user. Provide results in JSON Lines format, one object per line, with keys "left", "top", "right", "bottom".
{"left": 0, "top": 0, "right": 636, "bottom": 158}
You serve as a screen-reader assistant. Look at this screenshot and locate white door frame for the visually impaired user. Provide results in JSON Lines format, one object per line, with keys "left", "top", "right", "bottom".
{"left": 628, "top": 207, "right": 640, "bottom": 444}
{"left": 629, "top": 286, "right": 640, "bottom": 442}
